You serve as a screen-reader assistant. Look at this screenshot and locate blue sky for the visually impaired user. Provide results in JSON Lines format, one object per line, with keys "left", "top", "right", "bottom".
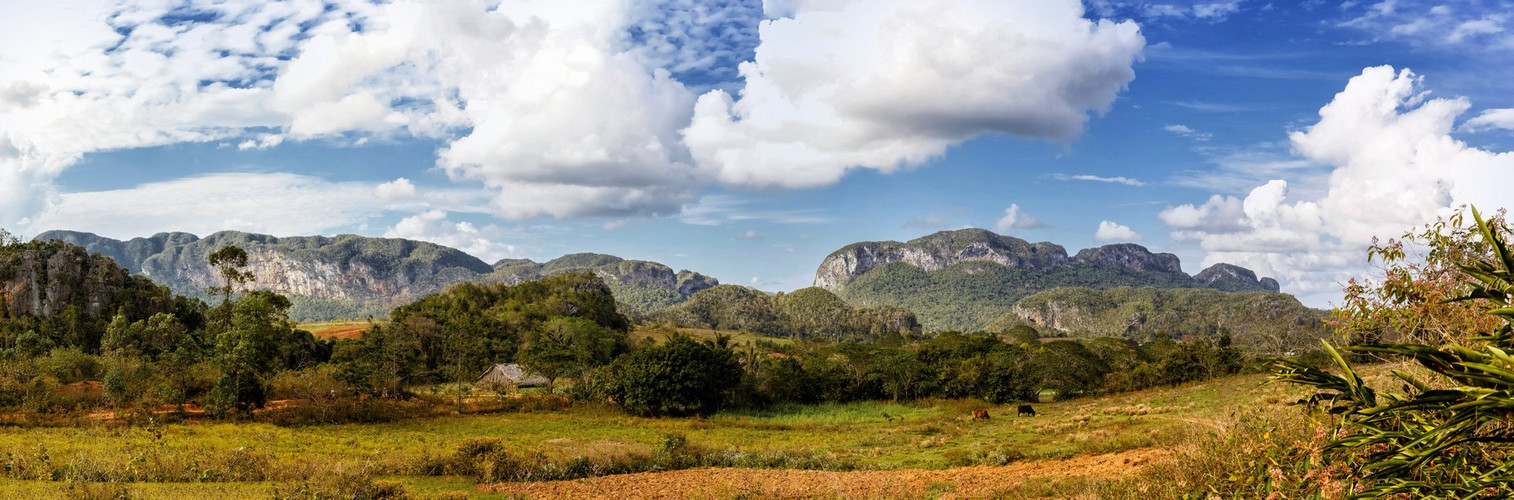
{"left": 3, "top": 0, "right": 1513, "bottom": 307}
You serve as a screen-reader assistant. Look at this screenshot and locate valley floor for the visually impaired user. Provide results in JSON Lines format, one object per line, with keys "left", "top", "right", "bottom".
{"left": 0, "top": 371, "right": 1312, "bottom": 499}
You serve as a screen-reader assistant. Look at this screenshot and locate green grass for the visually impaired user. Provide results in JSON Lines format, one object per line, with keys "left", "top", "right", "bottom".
{"left": 0, "top": 370, "right": 1310, "bottom": 497}
{"left": 632, "top": 326, "right": 795, "bottom": 347}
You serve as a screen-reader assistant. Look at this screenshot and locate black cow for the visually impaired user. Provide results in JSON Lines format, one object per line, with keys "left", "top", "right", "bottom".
{"left": 1017, "top": 404, "right": 1036, "bottom": 417}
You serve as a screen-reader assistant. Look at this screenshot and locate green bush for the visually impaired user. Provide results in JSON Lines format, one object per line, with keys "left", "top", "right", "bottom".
{"left": 604, "top": 336, "right": 743, "bottom": 417}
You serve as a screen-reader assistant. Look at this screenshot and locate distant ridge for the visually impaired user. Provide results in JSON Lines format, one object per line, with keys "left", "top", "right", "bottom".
{"left": 814, "top": 228, "right": 1284, "bottom": 331}
{"left": 34, "top": 230, "right": 719, "bottom": 321}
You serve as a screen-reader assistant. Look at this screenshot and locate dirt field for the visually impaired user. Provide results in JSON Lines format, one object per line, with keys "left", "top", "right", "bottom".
{"left": 484, "top": 448, "right": 1167, "bottom": 499}
{"left": 307, "top": 323, "right": 369, "bottom": 339}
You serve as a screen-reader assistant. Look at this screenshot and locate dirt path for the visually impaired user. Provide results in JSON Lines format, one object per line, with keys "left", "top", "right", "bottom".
{"left": 483, "top": 448, "right": 1167, "bottom": 499}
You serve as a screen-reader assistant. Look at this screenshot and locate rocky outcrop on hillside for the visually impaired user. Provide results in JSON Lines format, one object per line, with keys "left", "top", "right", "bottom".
{"left": 1072, "top": 244, "right": 1183, "bottom": 274}
{"left": 0, "top": 240, "right": 140, "bottom": 318}
{"left": 814, "top": 229, "right": 1070, "bottom": 291}
{"left": 814, "top": 228, "right": 1276, "bottom": 293}
{"left": 814, "top": 228, "right": 1286, "bottom": 332}
{"left": 34, "top": 231, "right": 718, "bottom": 320}
{"left": 1195, "top": 263, "right": 1281, "bottom": 293}
{"left": 37, "top": 230, "right": 492, "bottom": 301}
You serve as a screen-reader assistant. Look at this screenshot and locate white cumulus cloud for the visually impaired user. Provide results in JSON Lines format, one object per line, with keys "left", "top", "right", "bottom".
{"left": 683, "top": 0, "right": 1144, "bottom": 189}
{"left": 1161, "top": 66, "right": 1514, "bottom": 303}
{"left": 1, "top": 0, "right": 1147, "bottom": 232}
{"left": 1095, "top": 221, "right": 1143, "bottom": 241}
{"left": 995, "top": 204, "right": 1046, "bottom": 232}
{"left": 384, "top": 210, "right": 518, "bottom": 263}
{"left": 375, "top": 178, "right": 418, "bottom": 202}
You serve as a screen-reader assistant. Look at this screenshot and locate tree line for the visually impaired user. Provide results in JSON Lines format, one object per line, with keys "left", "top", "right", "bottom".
{"left": 0, "top": 235, "right": 1270, "bottom": 423}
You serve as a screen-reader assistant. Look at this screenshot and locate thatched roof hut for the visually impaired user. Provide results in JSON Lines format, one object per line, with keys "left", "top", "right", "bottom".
{"left": 476, "top": 363, "right": 549, "bottom": 388}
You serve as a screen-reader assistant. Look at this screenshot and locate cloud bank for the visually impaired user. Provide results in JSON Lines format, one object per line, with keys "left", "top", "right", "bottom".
{"left": 0, "top": 0, "right": 1145, "bottom": 232}
{"left": 684, "top": 0, "right": 1144, "bottom": 189}
{"left": 1161, "top": 66, "right": 1514, "bottom": 302}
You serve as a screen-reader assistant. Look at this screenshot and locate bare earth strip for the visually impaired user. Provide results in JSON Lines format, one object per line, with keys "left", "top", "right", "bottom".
{"left": 483, "top": 448, "right": 1167, "bottom": 499}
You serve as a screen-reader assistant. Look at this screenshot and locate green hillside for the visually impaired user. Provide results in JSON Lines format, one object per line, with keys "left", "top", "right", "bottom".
{"left": 989, "top": 286, "right": 1330, "bottom": 354}
{"left": 650, "top": 285, "right": 920, "bottom": 342}
{"left": 839, "top": 260, "right": 1201, "bottom": 332}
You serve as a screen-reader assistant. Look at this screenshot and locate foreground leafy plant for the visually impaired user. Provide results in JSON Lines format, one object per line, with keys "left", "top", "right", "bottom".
{"left": 1276, "top": 207, "right": 1514, "bottom": 499}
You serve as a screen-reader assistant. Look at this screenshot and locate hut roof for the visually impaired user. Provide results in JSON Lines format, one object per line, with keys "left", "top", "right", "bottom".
{"left": 476, "top": 363, "right": 550, "bottom": 387}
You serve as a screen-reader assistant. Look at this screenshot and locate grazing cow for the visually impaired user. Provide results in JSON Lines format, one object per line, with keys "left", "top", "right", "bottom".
{"left": 1017, "top": 404, "right": 1036, "bottom": 417}
{"left": 971, "top": 409, "right": 990, "bottom": 421}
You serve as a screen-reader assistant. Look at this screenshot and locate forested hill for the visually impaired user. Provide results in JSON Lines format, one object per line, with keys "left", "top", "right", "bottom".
{"left": 34, "top": 231, "right": 718, "bottom": 321}
{"left": 993, "top": 286, "right": 1329, "bottom": 354}
{"left": 815, "top": 228, "right": 1284, "bottom": 332}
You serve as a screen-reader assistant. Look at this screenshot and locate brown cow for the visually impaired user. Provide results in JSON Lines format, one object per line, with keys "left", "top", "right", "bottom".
{"left": 971, "top": 409, "right": 990, "bottom": 421}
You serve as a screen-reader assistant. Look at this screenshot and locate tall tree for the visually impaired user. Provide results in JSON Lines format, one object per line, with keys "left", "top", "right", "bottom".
{"left": 207, "top": 290, "right": 292, "bottom": 415}
{"left": 207, "top": 245, "right": 253, "bottom": 307}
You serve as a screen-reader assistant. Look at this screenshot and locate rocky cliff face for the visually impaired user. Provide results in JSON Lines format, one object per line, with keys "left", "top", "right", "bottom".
{"left": 1195, "top": 263, "right": 1281, "bottom": 293}
{"left": 1072, "top": 244, "right": 1183, "bottom": 274}
{"left": 485, "top": 253, "right": 720, "bottom": 312}
{"left": 814, "top": 228, "right": 1278, "bottom": 294}
{"left": 0, "top": 239, "right": 158, "bottom": 318}
{"left": 35, "top": 231, "right": 718, "bottom": 320}
{"left": 38, "top": 230, "right": 492, "bottom": 301}
{"left": 814, "top": 228, "right": 1070, "bottom": 291}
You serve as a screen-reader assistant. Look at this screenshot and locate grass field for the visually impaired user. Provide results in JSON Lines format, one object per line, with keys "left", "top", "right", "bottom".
{"left": 0, "top": 369, "right": 1313, "bottom": 498}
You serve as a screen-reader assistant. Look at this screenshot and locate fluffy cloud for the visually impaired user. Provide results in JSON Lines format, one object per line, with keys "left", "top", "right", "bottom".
{"left": 1094, "top": 221, "right": 1143, "bottom": 242}
{"left": 1161, "top": 66, "right": 1514, "bottom": 302}
{"left": 375, "top": 178, "right": 418, "bottom": 201}
{"left": 1464, "top": 108, "right": 1514, "bottom": 132}
{"left": 683, "top": 0, "right": 1144, "bottom": 189}
{"left": 0, "top": 0, "right": 329, "bottom": 227}
{"left": 384, "top": 210, "right": 518, "bottom": 263}
{"left": 1, "top": 0, "right": 1145, "bottom": 231}
{"left": 1158, "top": 194, "right": 1246, "bottom": 233}
{"left": 734, "top": 230, "right": 764, "bottom": 241}
{"left": 277, "top": 1, "right": 706, "bottom": 219}
{"left": 995, "top": 204, "right": 1046, "bottom": 233}
{"left": 0, "top": 0, "right": 705, "bottom": 227}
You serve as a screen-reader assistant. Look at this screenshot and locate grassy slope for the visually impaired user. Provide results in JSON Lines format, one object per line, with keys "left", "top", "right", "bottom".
{"left": 0, "top": 370, "right": 1312, "bottom": 497}
{"left": 631, "top": 326, "right": 795, "bottom": 347}
{"left": 839, "top": 261, "right": 1200, "bottom": 333}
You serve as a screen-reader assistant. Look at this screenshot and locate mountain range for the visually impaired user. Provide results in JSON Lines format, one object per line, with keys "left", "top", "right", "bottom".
{"left": 32, "top": 227, "right": 1310, "bottom": 347}
{"left": 814, "top": 228, "right": 1282, "bottom": 331}
{"left": 34, "top": 230, "right": 719, "bottom": 321}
